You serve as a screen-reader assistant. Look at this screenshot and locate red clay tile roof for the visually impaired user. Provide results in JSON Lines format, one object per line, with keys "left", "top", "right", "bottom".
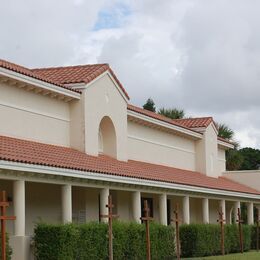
{"left": 0, "top": 59, "right": 80, "bottom": 94}
{"left": 32, "top": 64, "right": 130, "bottom": 99}
{"left": 172, "top": 117, "right": 213, "bottom": 128}
{"left": 0, "top": 135, "right": 258, "bottom": 195}
{"left": 127, "top": 104, "right": 203, "bottom": 135}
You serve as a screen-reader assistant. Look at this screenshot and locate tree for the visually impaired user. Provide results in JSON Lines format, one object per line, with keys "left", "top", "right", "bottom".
{"left": 143, "top": 98, "right": 156, "bottom": 112}
{"left": 217, "top": 123, "right": 234, "bottom": 140}
{"left": 158, "top": 108, "right": 185, "bottom": 119}
{"left": 238, "top": 147, "right": 260, "bottom": 170}
{"left": 226, "top": 149, "right": 244, "bottom": 171}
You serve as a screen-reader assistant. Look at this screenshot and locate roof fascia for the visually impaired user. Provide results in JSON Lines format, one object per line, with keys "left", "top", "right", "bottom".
{"left": 218, "top": 139, "right": 234, "bottom": 149}
{"left": 0, "top": 160, "right": 259, "bottom": 200}
{"left": 0, "top": 67, "right": 81, "bottom": 100}
{"left": 128, "top": 110, "right": 202, "bottom": 139}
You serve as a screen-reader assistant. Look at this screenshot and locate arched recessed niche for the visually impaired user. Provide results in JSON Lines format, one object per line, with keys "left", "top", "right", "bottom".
{"left": 98, "top": 116, "right": 117, "bottom": 158}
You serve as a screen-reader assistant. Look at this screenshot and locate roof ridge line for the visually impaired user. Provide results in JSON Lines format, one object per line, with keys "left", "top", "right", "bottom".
{"left": 32, "top": 63, "right": 109, "bottom": 71}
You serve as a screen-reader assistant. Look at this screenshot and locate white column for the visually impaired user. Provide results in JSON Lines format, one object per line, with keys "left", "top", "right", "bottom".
{"left": 234, "top": 201, "right": 241, "bottom": 224}
{"left": 13, "top": 180, "right": 25, "bottom": 236}
{"left": 132, "top": 191, "right": 141, "bottom": 223}
{"left": 183, "top": 196, "right": 190, "bottom": 224}
{"left": 61, "top": 184, "right": 72, "bottom": 223}
{"left": 247, "top": 202, "right": 254, "bottom": 225}
{"left": 202, "top": 198, "right": 209, "bottom": 224}
{"left": 159, "top": 193, "right": 167, "bottom": 225}
{"left": 219, "top": 199, "right": 226, "bottom": 223}
{"left": 100, "top": 188, "right": 109, "bottom": 223}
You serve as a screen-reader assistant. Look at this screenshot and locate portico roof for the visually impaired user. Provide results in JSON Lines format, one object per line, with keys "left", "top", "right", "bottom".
{"left": 0, "top": 135, "right": 258, "bottom": 195}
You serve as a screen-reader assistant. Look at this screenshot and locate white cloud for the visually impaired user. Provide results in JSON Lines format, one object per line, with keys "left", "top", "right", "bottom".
{"left": 1, "top": 0, "right": 260, "bottom": 148}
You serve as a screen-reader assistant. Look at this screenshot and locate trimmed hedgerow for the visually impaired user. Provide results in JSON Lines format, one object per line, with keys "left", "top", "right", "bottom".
{"left": 180, "top": 224, "right": 252, "bottom": 258}
{"left": 34, "top": 221, "right": 175, "bottom": 260}
{"left": 250, "top": 225, "right": 260, "bottom": 249}
{"left": 0, "top": 232, "right": 12, "bottom": 260}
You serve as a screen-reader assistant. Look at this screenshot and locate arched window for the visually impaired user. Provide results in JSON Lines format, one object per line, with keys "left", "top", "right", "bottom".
{"left": 98, "top": 116, "right": 117, "bottom": 158}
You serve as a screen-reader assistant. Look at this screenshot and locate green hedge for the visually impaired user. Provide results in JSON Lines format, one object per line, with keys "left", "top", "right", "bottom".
{"left": 0, "top": 233, "right": 12, "bottom": 260}
{"left": 251, "top": 225, "right": 260, "bottom": 249}
{"left": 34, "top": 222, "right": 175, "bottom": 260}
{"left": 180, "top": 224, "right": 252, "bottom": 257}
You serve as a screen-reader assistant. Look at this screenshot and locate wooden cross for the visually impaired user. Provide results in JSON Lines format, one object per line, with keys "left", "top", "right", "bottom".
{"left": 171, "top": 203, "right": 181, "bottom": 260}
{"left": 236, "top": 208, "right": 244, "bottom": 253}
{"left": 100, "top": 195, "right": 119, "bottom": 260}
{"left": 0, "top": 191, "right": 16, "bottom": 260}
{"left": 256, "top": 208, "right": 259, "bottom": 252}
{"left": 217, "top": 208, "right": 225, "bottom": 256}
{"left": 140, "top": 200, "right": 154, "bottom": 260}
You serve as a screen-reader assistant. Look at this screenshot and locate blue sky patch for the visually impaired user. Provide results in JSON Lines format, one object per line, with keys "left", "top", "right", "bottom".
{"left": 93, "top": 3, "right": 131, "bottom": 31}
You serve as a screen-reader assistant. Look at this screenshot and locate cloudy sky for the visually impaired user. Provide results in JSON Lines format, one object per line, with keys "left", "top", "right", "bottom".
{"left": 1, "top": 0, "right": 260, "bottom": 148}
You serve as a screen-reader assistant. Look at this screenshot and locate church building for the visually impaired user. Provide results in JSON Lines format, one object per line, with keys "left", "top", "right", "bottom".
{"left": 0, "top": 59, "right": 259, "bottom": 260}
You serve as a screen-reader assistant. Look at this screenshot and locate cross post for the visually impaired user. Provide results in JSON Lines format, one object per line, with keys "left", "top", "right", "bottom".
{"left": 100, "top": 194, "right": 119, "bottom": 260}
{"left": 171, "top": 203, "right": 181, "bottom": 260}
{"left": 236, "top": 207, "right": 244, "bottom": 253}
{"left": 256, "top": 208, "right": 259, "bottom": 252}
{"left": 217, "top": 208, "right": 225, "bottom": 256}
{"left": 0, "top": 191, "right": 16, "bottom": 260}
{"left": 140, "top": 200, "right": 154, "bottom": 260}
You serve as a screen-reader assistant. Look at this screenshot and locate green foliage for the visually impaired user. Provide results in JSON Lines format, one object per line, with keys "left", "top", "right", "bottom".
{"left": 143, "top": 98, "right": 156, "bottom": 112}
{"left": 158, "top": 107, "right": 185, "bottom": 119}
{"left": 238, "top": 147, "right": 260, "bottom": 170}
{"left": 0, "top": 233, "right": 12, "bottom": 260}
{"left": 226, "top": 149, "right": 244, "bottom": 171}
{"left": 180, "top": 224, "right": 252, "bottom": 258}
{"left": 250, "top": 225, "right": 260, "bottom": 249}
{"left": 34, "top": 221, "right": 175, "bottom": 260}
{"left": 217, "top": 123, "right": 234, "bottom": 140}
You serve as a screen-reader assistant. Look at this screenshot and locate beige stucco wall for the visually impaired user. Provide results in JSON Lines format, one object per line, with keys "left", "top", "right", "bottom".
{"left": 0, "top": 82, "right": 70, "bottom": 146}
{"left": 127, "top": 121, "right": 196, "bottom": 171}
{"left": 196, "top": 123, "right": 219, "bottom": 177}
{"left": 218, "top": 148, "right": 226, "bottom": 173}
{"left": 70, "top": 97, "right": 85, "bottom": 152}
{"left": 223, "top": 170, "right": 260, "bottom": 192}
{"left": 84, "top": 74, "right": 128, "bottom": 161}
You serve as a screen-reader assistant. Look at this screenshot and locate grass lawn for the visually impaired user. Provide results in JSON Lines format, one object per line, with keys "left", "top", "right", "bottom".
{"left": 184, "top": 251, "right": 260, "bottom": 259}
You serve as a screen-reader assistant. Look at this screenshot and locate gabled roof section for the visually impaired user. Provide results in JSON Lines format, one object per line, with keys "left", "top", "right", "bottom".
{"left": 172, "top": 117, "right": 213, "bottom": 128}
{"left": 0, "top": 59, "right": 80, "bottom": 94}
{"left": 0, "top": 135, "right": 258, "bottom": 195}
{"left": 32, "top": 64, "right": 130, "bottom": 100}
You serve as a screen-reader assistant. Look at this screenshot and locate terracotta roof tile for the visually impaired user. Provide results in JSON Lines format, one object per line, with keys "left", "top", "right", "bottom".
{"left": 32, "top": 64, "right": 130, "bottom": 99}
{"left": 0, "top": 59, "right": 80, "bottom": 94}
{"left": 0, "top": 135, "right": 258, "bottom": 195}
{"left": 172, "top": 117, "right": 213, "bottom": 128}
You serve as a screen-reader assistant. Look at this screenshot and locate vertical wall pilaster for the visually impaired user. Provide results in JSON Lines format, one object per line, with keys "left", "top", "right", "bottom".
{"left": 202, "top": 198, "right": 209, "bottom": 224}
{"left": 100, "top": 188, "right": 109, "bottom": 223}
{"left": 61, "top": 184, "right": 72, "bottom": 223}
{"left": 183, "top": 196, "right": 190, "bottom": 224}
{"left": 13, "top": 180, "right": 25, "bottom": 236}
{"left": 159, "top": 193, "right": 167, "bottom": 225}
{"left": 132, "top": 191, "right": 141, "bottom": 223}
{"left": 247, "top": 202, "right": 254, "bottom": 225}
